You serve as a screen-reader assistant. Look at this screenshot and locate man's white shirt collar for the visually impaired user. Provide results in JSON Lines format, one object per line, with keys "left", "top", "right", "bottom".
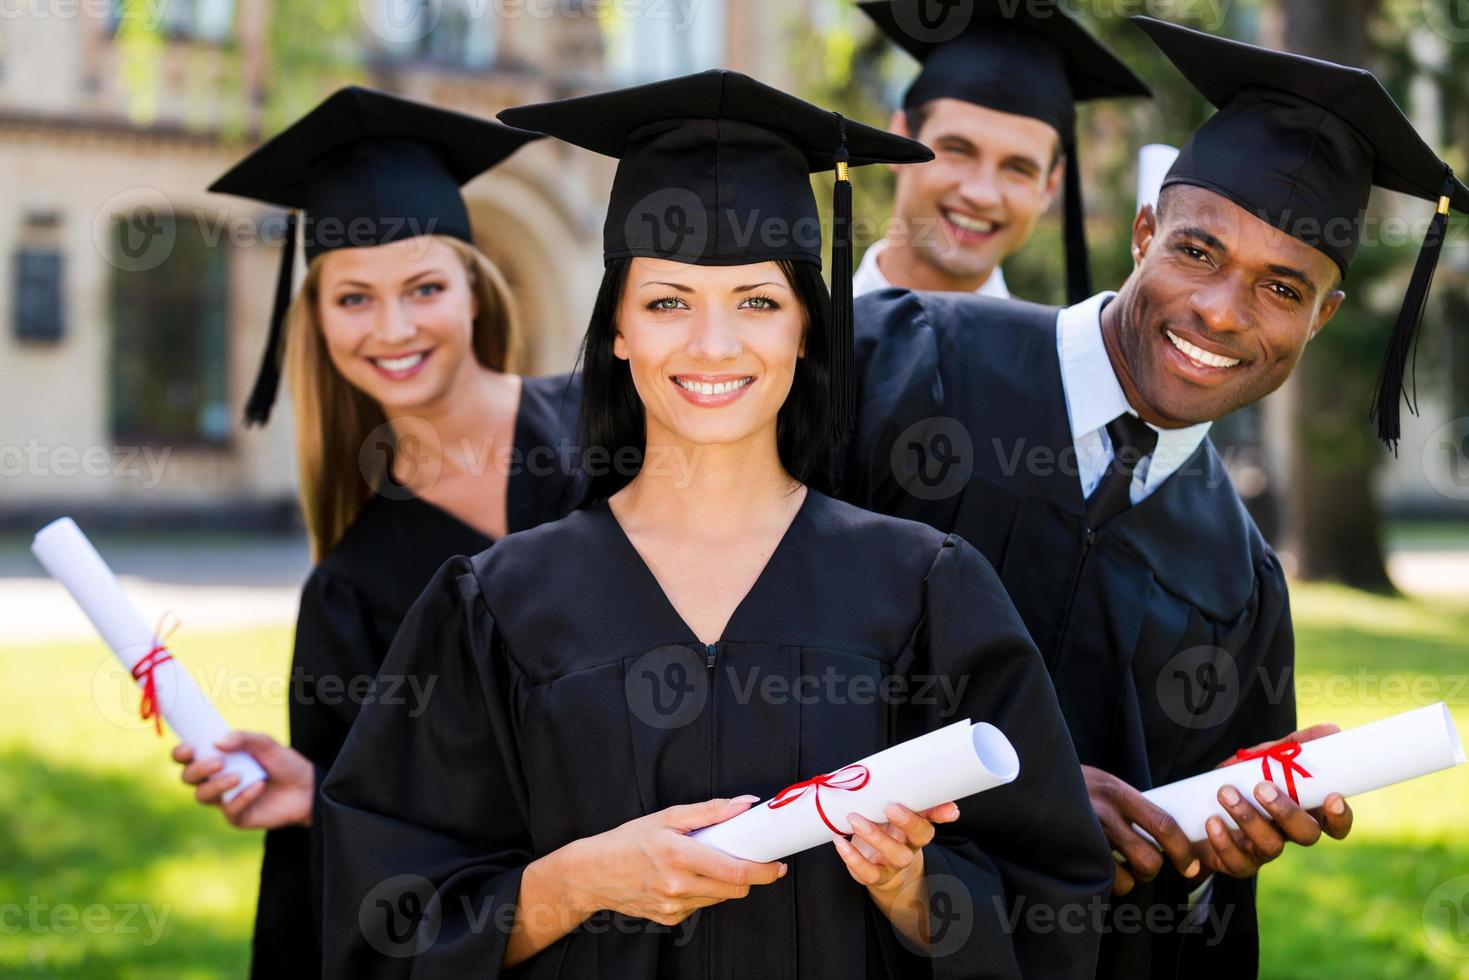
{"left": 1056, "top": 291, "right": 1212, "bottom": 503}
{"left": 853, "top": 238, "right": 1010, "bottom": 299}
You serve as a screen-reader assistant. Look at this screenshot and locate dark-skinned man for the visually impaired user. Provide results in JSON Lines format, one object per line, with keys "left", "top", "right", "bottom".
{"left": 844, "top": 17, "right": 1467, "bottom": 977}
{"left": 853, "top": 0, "right": 1150, "bottom": 303}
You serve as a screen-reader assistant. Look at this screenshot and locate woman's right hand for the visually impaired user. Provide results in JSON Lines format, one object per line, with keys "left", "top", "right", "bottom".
{"left": 172, "top": 731, "right": 315, "bottom": 830}
{"left": 555, "top": 796, "right": 786, "bottom": 926}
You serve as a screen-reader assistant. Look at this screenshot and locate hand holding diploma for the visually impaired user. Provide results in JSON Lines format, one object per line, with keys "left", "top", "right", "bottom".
{"left": 1101, "top": 704, "right": 1465, "bottom": 888}
{"left": 173, "top": 731, "right": 315, "bottom": 829}
{"left": 1189, "top": 723, "right": 1355, "bottom": 879}
{"left": 30, "top": 517, "right": 267, "bottom": 802}
{"left": 507, "top": 797, "right": 786, "bottom": 969}
{"left": 1091, "top": 723, "right": 1363, "bottom": 893}
{"left": 690, "top": 718, "right": 1019, "bottom": 863}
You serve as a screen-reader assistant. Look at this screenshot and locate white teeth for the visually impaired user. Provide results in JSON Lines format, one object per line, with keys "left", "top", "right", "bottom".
{"left": 1166, "top": 330, "right": 1240, "bottom": 369}
{"left": 674, "top": 376, "right": 754, "bottom": 396}
{"left": 373, "top": 352, "right": 426, "bottom": 372}
{"left": 947, "top": 212, "right": 997, "bottom": 234}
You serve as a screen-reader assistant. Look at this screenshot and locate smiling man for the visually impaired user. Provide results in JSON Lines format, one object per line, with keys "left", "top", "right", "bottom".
{"left": 854, "top": 0, "right": 1150, "bottom": 303}
{"left": 845, "top": 17, "right": 1467, "bottom": 978}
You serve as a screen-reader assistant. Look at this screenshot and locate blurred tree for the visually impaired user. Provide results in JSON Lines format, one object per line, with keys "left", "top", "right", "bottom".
{"left": 112, "top": 0, "right": 366, "bottom": 138}
{"left": 1278, "top": 0, "right": 1414, "bottom": 591}
{"left": 260, "top": 0, "right": 365, "bottom": 131}
{"left": 785, "top": 0, "right": 904, "bottom": 272}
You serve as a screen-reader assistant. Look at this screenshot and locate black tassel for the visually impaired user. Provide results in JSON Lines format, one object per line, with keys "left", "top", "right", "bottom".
{"left": 1063, "top": 136, "right": 1092, "bottom": 305}
{"left": 1370, "top": 172, "right": 1455, "bottom": 454}
{"left": 830, "top": 114, "right": 854, "bottom": 449}
{"left": 243, "top": 209, "right": 299, "bottom": 427}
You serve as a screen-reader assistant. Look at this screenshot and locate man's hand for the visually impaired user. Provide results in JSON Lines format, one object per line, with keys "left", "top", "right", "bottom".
{"left": 1083, "top": 765, "right": 1200, "bottom": 896}
{"left": 1200, "top": 723, "right": 1353, "bottom": 878}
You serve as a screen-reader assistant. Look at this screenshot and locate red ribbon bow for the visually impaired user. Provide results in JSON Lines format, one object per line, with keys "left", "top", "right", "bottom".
{"left": 767, "top": 763, "right": 871, "bottom": 835}
{"left": 131, "top": 612, "right": 179, "bottom": 736}
{"left": 1234, "top": 740, "right": 1312, "bottom": 803}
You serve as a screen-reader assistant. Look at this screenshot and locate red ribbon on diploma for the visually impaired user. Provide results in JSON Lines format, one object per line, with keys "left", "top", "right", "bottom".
{"left": 1233, "top": 740, "right": 1311, "bottom": 803}
{"left": 131, "top": 612, "right": 179, "bottom": 736}
{"left": 767, "top": 763, "right": 871, "bottom": 835}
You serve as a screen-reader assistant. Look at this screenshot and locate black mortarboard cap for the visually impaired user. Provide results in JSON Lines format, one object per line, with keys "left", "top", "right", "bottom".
{"left": 209, "top": 86, "right": 542, "bottom": 425}
{"left": 860, "top": 0, "right": 1152, "bottom": 303}
{"left": 1135, "top": 16, "right": 1469, "bottom": 450}
{"left": 499, "top": 70, "right": 933, "bottom": 448}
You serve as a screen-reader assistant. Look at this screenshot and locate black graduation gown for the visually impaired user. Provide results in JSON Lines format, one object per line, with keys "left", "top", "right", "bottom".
{"left": 845, "top": 289, "right": 1296, "bottom": 979}
{"left": 250, "top": 371, "right": 582, "bottom": 980}
{"left": 320, "top": 489, "right": 1115, "bottom": 978}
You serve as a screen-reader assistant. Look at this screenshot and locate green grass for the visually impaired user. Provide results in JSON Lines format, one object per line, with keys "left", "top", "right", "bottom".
{"left": 0, "top": 627, "right": 291, "bottom": 979}
{"left": 3, "top": 586, "right": 1468, "bottom": 977}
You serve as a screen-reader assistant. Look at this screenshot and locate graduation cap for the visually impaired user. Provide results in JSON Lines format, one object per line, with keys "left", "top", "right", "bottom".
{"left": 1134, "top": 16, "right": 1469, "bottom": 451}
{"left": 859, "top": 0, "right": 1152, "bottom": 303}
{"left": 209, "top": 86, "right": 542, "bottom": 426}
{"left": 499, "top": 69, "right": 933, "bottom": 445}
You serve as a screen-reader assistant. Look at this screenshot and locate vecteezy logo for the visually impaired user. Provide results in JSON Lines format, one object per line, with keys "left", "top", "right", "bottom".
{"left": 1424, "top": 0, "right": 1469, "bottom": 42}
{"left": 1424, "top": 875, "right": 1469, "bottom": 958}
{"left": 361, "top": 0, "right": 442, "bottom": 44}
{"left": 624, "top": 188, "right": 710, "bottom": 264}
{"left": 360, "top": 417, "right": 443, "bottom": 500}
{"left": 360, "top": 874, "right": 442, "bottom": 958}
{"left": 890, "top": 417, "right": 974, "bottom": 501}
{"left": 93, "top": 187, "right": 177, "bottom": 272}
{"left": 1156, "top": 646, "right": 1240, "bottom": 730}
{"left": 891, "top": 873, "right": 973, "bottom": 958}
{"left": 891, "top": 0, "right": 974, "bottom": 44}
{"left": 624, "top": 645, "right": 710, "bottom": 730}
{"left": 1423, "top": 419, "right": 1469, "bottom": 501}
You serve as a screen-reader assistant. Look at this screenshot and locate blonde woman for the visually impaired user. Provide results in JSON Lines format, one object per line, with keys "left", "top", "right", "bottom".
{"left": 170, "top": 88, "right": 580, "bottom": 979}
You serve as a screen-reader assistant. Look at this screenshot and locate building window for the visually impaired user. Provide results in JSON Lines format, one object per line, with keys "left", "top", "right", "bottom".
{"left": 369, "top": 0, "right": 497, "bottom": 69}
{"left": 13, "top": 250, "right": 64, "bottom": 343}
{"left": 109, "top": 214, "right": 231, "bottom": 447}
{"left": 13, "top": 211, "right": 66, "bottom": 343}
{"left": 603, "top": 0, "right": 724, "bottom": 82}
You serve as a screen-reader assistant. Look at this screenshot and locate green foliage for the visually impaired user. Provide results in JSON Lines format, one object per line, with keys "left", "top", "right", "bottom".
{"left": 113, "top": 0, "right": 167, "bottom": 124}
{"left": 260, "top": 0, "right": 367, "bottom": 133}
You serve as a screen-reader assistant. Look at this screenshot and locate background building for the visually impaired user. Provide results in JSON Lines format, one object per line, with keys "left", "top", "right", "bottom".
{"left": 0, "top": 0, "right": 808, "bottom": 529}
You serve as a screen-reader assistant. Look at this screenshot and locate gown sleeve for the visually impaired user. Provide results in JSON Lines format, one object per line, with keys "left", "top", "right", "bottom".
{"left": 319, "top": 556, "right": 534, "bottom": 977}
{"left": 846, "top": 288, "right": 943, "bottom": 513}
{"left": 896, "top": 534, "right": 1114, "bottom": 980}
{"left": 251, "top": 565, "right": 385, "bottom": 980}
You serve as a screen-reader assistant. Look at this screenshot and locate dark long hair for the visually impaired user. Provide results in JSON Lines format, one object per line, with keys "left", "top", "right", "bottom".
{"left": 576, "top": 256, "right": 848, "bottom": 503}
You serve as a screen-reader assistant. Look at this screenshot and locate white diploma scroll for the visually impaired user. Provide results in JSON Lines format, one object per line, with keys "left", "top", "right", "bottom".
{"left": 1136, "top": 143, "right": 1181, "bottom": 214}
{"left": 691, "top": 719, "right": 1020, "bottom": 863}
{"left": 31, "top": 518, "right": 267, "bottom": 802}
{"left": 1143, "top": 703, "right": 1466, "bottom": 843}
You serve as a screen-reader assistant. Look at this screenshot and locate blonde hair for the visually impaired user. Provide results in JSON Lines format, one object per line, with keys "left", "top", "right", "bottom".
{"left": 283, "top": 235, "right": 520, "bottom": 562}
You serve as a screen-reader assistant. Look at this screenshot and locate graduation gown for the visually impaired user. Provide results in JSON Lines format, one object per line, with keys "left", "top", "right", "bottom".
{"left": 320, "top": 489, "right": 1114, "bottom": 978}
{"left": 251, "top": 372, "right": 582, "bottom": 980}
{"left": 846, "top": 289, "right": 1295, "bottom": 978}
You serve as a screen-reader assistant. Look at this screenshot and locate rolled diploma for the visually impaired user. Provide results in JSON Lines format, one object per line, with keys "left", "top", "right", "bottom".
{"left": 690, "top": 718, "right": 1019, "bottom": 863}
{"left": 1142, "top": 702, "right": 1465, "bottom": 843}
{"left": 31, "top": 517, "right": 267, "bottom": 802}
{"left": 1136, "top": 143, "right": 1180, "bottom": 214}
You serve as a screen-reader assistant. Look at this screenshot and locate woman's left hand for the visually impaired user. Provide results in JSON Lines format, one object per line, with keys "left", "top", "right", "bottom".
{"left": 833, "top": 802, "right": 960, "bottom": 896}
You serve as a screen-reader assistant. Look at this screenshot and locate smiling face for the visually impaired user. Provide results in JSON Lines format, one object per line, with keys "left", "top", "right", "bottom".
{"left": 612, "top": 257, "right": 807, "bottom": 451}
{"left": 888, "top": 98, "right": 1063, "bottom": 288}
{"left": 1111, "top": 184, "right": 1347, "bottom": 426}
{"left": 314, "top": 236, "right": 480, "bottom": 413}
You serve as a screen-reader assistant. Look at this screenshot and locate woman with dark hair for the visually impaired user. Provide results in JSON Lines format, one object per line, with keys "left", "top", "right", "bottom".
{"left": 320, "top": 71, "right": 1113, "bottom": 979}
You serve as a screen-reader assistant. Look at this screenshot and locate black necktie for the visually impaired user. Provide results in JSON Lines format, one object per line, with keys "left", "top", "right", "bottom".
{"left": 1086, "top": 413, "right": 1159, "bottom": 527}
